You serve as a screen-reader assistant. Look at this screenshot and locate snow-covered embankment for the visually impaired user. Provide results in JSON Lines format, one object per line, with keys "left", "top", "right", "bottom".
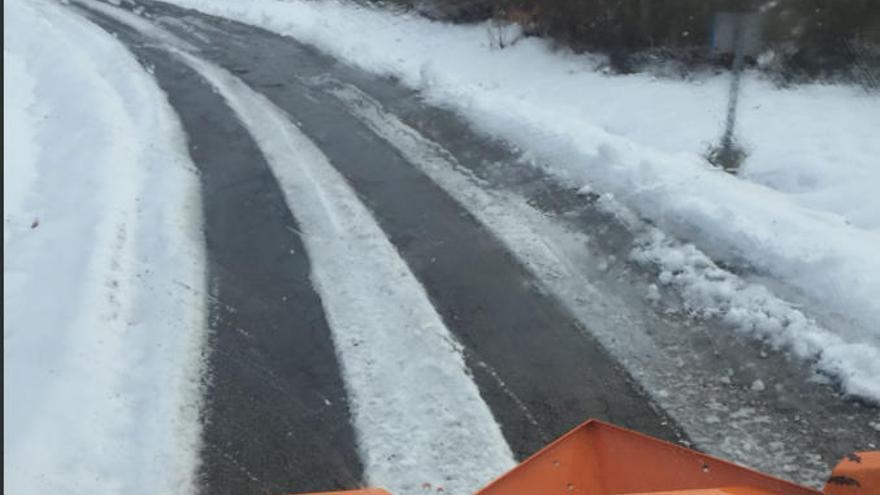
{"left": 3, "top": 0, "right": 207, "bottom": 492}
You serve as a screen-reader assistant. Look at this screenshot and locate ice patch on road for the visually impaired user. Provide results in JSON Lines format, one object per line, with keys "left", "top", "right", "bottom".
{"left": 174, "top": 51, "right": 515, "bottom": 495}
{"left": 4, "top": 0, "right": 207, "bottom": 493}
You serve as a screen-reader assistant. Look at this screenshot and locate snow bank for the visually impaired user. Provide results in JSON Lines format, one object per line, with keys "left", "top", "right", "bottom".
{"left": 3, "top": 0, "right": 206, "bottom": 493}
{"left": 3, "top": 44, "right": 39, "bottom": 247}
{"left": 164, "top": 0, "right": 880, "bottom": 401}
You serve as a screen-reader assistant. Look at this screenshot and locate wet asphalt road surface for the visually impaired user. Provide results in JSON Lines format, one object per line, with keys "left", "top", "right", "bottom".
{"left": 74, "top": 1, "right": 880, "bottom": 493}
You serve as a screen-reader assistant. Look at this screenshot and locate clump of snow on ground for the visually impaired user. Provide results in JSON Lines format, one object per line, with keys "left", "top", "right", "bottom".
{"left": 628, "top": 226, "right": 880, "bottom": 400}
{"left": 165, "top": 0, "right": 880, "bottom": 403}
{"left": 3, "top": 0, "right": 207, "bottom": 492}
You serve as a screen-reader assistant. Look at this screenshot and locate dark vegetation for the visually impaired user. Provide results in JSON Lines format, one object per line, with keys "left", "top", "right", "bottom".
{"left": 367, "top": 0, "right": 880, "bottom": 87}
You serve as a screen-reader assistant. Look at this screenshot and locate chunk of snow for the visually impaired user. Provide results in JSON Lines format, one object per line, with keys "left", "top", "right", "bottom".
{"left": 646, "top": 283, "right": 661, "bottom": 304}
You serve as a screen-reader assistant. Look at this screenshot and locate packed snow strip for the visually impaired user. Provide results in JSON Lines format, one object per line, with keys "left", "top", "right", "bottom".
{"left": 3, "top": 0, "right": 207, "bottom": 493}
{"left": 314, "top": 79, "right": 837, "bottom": 481}
{"left": 164, "top": 0, "right": 880, "bottom": 391}
{"left": 173, "top": 52, "right": 516, "bottom": 495}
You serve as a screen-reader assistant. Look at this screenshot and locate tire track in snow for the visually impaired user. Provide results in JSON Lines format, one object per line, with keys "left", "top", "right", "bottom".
{"left": 174, "top": 52, "right": 516, "bottom": 495}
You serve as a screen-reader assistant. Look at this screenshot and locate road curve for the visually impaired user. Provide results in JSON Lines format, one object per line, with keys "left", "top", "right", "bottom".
{"left": 71, "top": 1, "right": 880, "bottom": 493}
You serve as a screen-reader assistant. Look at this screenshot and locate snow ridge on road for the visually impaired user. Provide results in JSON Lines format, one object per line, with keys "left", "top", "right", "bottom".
{"left": 174, "top": 51, "right": 516, "bottom": 495}
{"left": 4, "top": 0, "right": 207, "bottom": 493}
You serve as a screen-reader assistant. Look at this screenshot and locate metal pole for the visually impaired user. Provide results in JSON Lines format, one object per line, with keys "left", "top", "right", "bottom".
{"left": 721, "top": 15, "right": 745, "bottom": 155}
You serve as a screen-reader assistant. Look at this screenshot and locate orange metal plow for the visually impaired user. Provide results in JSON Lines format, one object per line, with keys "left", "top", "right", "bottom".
{"left": 292, "top": 419, "right": 879, "bottom": 495}
{"left": 824, "top": 451, "right": 880, "bottom": 495}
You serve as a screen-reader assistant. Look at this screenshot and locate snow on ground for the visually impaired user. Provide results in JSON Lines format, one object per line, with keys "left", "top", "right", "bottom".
{"left": 163, "top": 0, "right": 880, "bottom": 402}
{"left": 3, "top": 0, "right": 206, "bottom": 493}
{"left": 4, "top": 42, "right": 38, "bottom": 247}
{"left": 173, "top": 49, "right": 516, "bottom": 495}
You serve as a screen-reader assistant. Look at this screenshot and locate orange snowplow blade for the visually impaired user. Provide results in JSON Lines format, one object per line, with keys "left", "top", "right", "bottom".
{"left": 823, "top": 451, "right": 880, "bottom": 495}
{"left": 289, "top": 419, "right": 878, "bottom": 495}
{"left": 476, "top": 420, "right": 818, "bottom": 495}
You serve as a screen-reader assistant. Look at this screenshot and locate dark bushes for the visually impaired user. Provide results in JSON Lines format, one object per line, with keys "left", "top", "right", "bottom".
{"left": 366, "top": 0, "right": 880, "bottom": 86}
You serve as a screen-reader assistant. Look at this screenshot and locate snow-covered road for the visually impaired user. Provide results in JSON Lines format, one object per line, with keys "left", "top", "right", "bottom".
{"left": 4, "top": 0, "right": 880, "bottom": 494}
{"left": 71, "top": 4, "right": 679, "bottom": 492}
{"left": 177, "top": 50, "right": 518, "bottom": 495}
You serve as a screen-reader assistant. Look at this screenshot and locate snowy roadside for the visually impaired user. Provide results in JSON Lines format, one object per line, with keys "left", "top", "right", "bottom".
{"left": 3, "top": 0, "right": 207, "bottom": 493}
{"left": 160, "top": 0, "right": 880, "bottom": 402}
